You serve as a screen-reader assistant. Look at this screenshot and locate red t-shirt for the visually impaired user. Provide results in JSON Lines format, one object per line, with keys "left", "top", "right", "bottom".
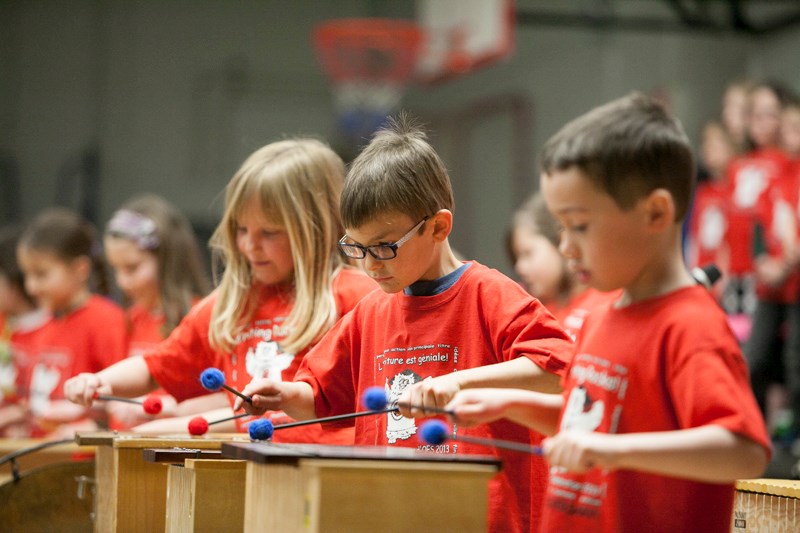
{"left": 295, "top": 261, "right": 574, "bottom": 533}
{"left": 687, "top": 180, "right": 730, "bottom": 274}
{"left": 26, "top": 295, "right": 127, "bottom": 435}
{"left": 541, "top": 286, "right": 771, "bottom": 533}
{"left": 144, "top": 267, "right": 376, "bottom": 443}
{"left": 725, "top": 148, "right": 790, "bottom": 275}
{"left": 127, "top": 304, "right": 165, "bottom": 358}
{"left": 549, "top": 288, "right": 620, "bottom": 342}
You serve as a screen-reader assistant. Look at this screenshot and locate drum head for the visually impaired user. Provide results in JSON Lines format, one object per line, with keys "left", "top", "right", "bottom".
{"left": 0, "top": 461, "right": 94, "bottom": 532}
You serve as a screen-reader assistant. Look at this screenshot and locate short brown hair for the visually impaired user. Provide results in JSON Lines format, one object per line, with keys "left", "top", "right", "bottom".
{"left": 540, "top": 92, "right": 695, "bottom": 221}
{"left": 341, "top": 114, "right": 454, "bottom": 228}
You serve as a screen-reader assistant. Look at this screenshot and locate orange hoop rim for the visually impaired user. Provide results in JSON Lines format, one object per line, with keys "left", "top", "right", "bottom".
{"left": 312, "top": 18, "right": 425, "bottom": 84}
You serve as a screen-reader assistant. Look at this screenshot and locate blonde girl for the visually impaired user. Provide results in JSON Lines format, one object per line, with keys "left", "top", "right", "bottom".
{"left": 64, "top": 139, "right": 376, "bottom": 442}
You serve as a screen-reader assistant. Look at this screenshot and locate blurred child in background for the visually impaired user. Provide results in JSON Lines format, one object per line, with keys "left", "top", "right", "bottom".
{"left": 17, "top": 207, "right": 127, "bottom": 437}
{"left": 102, "top": 194, "right": 224, "bottom": 431}
{"left": 685, "top": 121, "right": 737, "bottom": 302}
{"left": 507, "top": 192, "right": 618, "bottom": 340}
{"left": 724, "top": 81, "right": 794, "bottom": 342}
{"left": 721, "top": 79, "right": 753, "bottom": 154}
{"left": 0, "top": 225, "right": 49, "bottom": 436}
{"left": 781, "top": 97, "right": 800, "bottom": 163}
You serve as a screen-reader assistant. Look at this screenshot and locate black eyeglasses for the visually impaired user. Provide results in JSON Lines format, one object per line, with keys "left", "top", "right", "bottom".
{"left": 339, "top": 217, "right": 429, "bottom": 260}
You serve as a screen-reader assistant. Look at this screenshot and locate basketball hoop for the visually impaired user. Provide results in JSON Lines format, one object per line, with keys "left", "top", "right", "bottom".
{"left": 312, "top": 18, "right": 424, "bottom": 148}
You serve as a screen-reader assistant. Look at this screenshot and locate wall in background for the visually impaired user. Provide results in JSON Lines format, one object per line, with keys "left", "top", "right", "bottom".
{"left": 2, "top": 0, "right": 799, "bottom": 276}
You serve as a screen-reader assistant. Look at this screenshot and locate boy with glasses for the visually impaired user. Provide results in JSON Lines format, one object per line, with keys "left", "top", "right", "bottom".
{"left": 238, "top": 116, "right": 574, "bottom": 533}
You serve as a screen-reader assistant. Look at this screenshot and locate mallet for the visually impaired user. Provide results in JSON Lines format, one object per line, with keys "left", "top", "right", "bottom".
{"left": 94, "top": 393, "right": 163, "bottom": 415}
{"left": 188, "top": 412, "right": 252, "bottom": 436}
{"left": 419, "top": 419, "right": 543, "bottom": 455}
{"left": 200, "top": 367, "right": 253, "bottom": 404}
{"left": 247, "top": 386, "right": 455, "bottom": 441}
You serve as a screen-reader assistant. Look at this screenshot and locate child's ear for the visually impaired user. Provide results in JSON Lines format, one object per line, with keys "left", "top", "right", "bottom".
{"left": 644, "top": 189, "right": 676, "bottom": 231}
{"left": 72, "top": 255, "right": 93, "bottom": 283}
{"left": 430, "top": 209, "right": 453, "bottom": 242}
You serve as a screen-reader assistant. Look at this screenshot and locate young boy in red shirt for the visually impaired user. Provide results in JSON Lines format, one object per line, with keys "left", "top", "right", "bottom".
{"left": 446, "top": 93, "right": 771, "bottom": 533}
{"left": 237, "top": 117, "right": 574, "bottom": 533}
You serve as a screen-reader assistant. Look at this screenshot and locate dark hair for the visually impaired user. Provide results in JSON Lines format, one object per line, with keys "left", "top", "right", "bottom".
{"left": 540, "top": 92, "right": 695, "bottom": 221}
{"left": 341, "top": 113, "right": 454, "bottom": 229}
{"left": 19, "top": 207, "right": 112, "bottom": 296}
{"left": 0, "top": 225, "right": 35, "bottom": 307}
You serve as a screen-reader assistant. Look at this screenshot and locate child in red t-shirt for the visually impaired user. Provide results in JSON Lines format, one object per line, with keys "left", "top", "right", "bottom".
{"left": 236, "top": 118, "right": 575, "bottom": 533}
{"left": 16, "top": 208, "right": 128, "bottom": 437}
{"left": 685, "top": 121, "right": 737, "bottom": 301}
{"left": 746, "top": 162, "right": 800, "bottom": 445}
{"left": 723, "top": 82, "right": 794, "bottom": 341}
{"left": 447, "top": 93, "right": 771, "bottom": 533}
{"left": 101, "top": 194, "right": 223, "bottom": 431}
{"left": 64, "top": 139, "right": 377, "bottom": 443}
{"left": 0, "top": 225, "right": 49, "bottom": 437}
{"left": 508, "top": 192, "right": 619, "bottom": 341}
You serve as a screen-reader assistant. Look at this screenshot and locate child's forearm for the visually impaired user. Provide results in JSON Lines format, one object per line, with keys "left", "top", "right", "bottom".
{"left": 452, "top": 357, "right": 562, "bottom": 393}
{"left": 502, "top": 390, "right": 563, "bottom": 436}
{"left": 277, "top": 381, "right": 317, "bottom": 421}
{"left": 97, "top": 356, "right": 159, "bottom": 397}
{"left": 447, "top": 388, "right": 563, "bottom": 436}
{"left": 550, "top": 425, "right": 769, "bottom": 483}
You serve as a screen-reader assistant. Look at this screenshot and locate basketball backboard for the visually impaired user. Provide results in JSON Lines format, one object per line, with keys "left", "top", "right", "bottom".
{"left": 415, "top": 0, "right": 515, "bottom": 84}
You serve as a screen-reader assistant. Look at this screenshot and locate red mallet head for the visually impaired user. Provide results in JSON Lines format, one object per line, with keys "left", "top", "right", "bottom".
{"left": 142, "top": 396, "right": 163, "bottom": 415}
{"left": 188, "top": 416, "right": 210, "bottom": 436}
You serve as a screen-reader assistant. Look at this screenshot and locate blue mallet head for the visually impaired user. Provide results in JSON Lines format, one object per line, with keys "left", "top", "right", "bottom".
{"left": 200, "top": 367, "right": 225, "bottom": 392}
{"left": 248, "top": 419, "right": 275, "bottom": 441}
{"left": 362, "top": 386, "right": 388, "bottom": 411}
{"left": 419, "top": 419, "right": 449, "bottom": 445}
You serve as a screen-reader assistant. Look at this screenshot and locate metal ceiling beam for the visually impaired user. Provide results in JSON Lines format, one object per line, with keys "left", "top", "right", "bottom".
{"left": 516, "top": 0, "right": 800, "bottom": 36}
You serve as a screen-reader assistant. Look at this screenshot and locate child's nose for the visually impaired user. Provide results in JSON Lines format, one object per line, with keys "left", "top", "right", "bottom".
{"left": 558, "top": 234, "right": 578, "bottom": 259}
{"left": 362, "top": 253, "right": 382, "bottom": 271}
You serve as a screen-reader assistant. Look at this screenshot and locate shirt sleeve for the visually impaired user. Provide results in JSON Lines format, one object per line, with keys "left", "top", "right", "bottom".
{"left": 488, "top": 278, "right": 574, "bottom": 376}
{"left": 294, "top": 308, "right": 360, "bottom": 419}
{"left": 143, "top": 300, "right": 217, "bottom": 402}
{"left": 666, "top": 318, "right": 772, "bottom": 456}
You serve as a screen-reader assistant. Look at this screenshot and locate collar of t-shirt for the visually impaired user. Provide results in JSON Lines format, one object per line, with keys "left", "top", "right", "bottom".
{"left": 404, "top": 262, "right": 472, "bottom": 296}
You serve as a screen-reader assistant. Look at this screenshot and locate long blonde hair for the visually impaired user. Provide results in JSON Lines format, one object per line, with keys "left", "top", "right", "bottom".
{"left": 208, "top": 138, "right": 347, "bottom": 353}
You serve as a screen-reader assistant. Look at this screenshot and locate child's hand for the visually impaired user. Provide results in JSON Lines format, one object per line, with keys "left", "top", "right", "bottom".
{"left": 63, "top": 373, "right": 112, "bottom": 407}
{"left": 444, "top": 389, "right": 514, "bottom": 427}
{"left": 236, "top": 378, "right": 283, "bottom": 416}
{"left": 397, "top": 374, "right": 461, "bottom": 418}
{"left": 755, "top": 256, "right": 790, "bottom": 287}
{"left": 542, "top": 429, "right": 618, "bottom": 474}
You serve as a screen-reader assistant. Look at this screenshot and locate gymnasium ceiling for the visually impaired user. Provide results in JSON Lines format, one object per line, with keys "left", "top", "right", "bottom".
{"left": 515, "top": 0, "right": 800, "bottom": 36}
